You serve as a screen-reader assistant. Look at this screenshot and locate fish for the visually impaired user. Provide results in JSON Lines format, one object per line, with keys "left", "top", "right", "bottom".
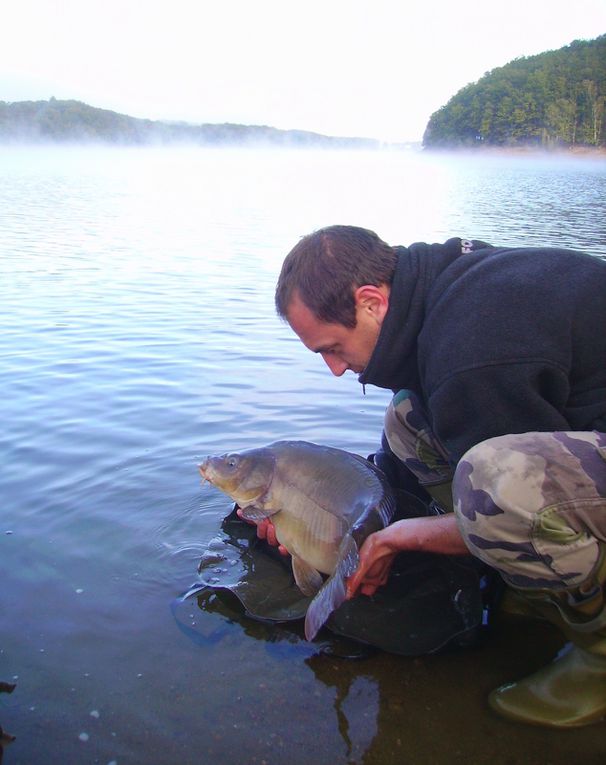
{"left": 198, "top": 440, "right": 396, "bottom": 641}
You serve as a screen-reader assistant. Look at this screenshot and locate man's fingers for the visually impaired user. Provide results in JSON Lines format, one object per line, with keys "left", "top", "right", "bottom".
{"left": 262, "top": 523, "right": 289, "bottom": 555}
{"left": 346, "top": 566, "right": 368, "bottom": 599}
{"left": 346, "top": 544, "right": 394, "bottom": 600}
{"left": 234, "top": 508, "right": 288, "bottom": 555}
{"left": 264, "top": 521, "right": 277, "bottom": 545}
{"left": 255, "top": 519, "right": 269, "bottom": 540}
{"left": 361, "top": 583, "right": 379, "bottom": 597}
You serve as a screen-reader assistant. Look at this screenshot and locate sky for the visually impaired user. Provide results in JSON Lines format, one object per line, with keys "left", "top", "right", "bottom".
{"left": 1, "top": 0, "right": 605, "bottom": 143}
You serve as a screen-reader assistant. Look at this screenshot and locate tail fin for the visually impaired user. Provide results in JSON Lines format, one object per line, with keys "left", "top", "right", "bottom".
{"left": 304, "top": 533, "right": 359, "bottom": 641}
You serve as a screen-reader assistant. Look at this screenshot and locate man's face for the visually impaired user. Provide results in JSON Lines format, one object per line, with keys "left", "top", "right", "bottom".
{"left": 285, "top": 288, "right": 388, "bottom": 377}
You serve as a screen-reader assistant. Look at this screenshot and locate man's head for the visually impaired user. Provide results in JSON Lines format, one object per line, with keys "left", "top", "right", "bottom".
{"left": 275, "top": 225, "right": 396, "bottom": 376}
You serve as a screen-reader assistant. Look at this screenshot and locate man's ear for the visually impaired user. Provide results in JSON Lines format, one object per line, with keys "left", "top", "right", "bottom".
{"left": 353, "top": 284, "right": 390, "bottom": 324}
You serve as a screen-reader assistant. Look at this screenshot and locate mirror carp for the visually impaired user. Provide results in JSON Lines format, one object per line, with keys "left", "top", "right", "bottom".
{"left": 199, "top": 440, "right": 396, "bottom": 640}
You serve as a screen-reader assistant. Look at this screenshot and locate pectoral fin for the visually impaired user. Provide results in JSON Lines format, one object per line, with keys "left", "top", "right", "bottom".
{"left": 238, "top": 504, "right": 279, "bottom": 523}
{"left": 304, "top": 533, "right": 359, "bottom": 641}
{"left": 292, "top": 555, "right": 324, "bottom": 597}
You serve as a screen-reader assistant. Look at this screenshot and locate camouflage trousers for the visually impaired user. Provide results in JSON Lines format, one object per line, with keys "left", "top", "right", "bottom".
{"left": 384, "top": 389, "right": 606, "bottom": 591}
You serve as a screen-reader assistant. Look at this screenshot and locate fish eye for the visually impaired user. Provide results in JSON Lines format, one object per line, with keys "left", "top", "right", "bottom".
{"left": 225, "top": 455, "right": 239, "bottom": 469}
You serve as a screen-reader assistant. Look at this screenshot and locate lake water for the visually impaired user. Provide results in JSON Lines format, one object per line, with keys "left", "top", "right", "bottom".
{"left": 1, "top": 145, "right": 605, "bottom": 764}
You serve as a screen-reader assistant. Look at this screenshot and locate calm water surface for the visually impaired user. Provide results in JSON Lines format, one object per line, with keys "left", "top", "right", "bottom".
{"left": 1, "top": 146, "right": 605, "bottom": 764}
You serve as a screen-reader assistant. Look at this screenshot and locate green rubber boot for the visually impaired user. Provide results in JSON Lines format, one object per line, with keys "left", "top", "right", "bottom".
{"left": 489, "top": 641, "right": 606, "bottom": 728}
{"left": 489, "top": 549, "right": 606, "bottom": 728}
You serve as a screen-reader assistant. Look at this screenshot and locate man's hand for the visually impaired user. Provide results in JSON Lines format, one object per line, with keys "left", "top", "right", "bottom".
{"left": 346, "top": 527, "right": 398, "bottom": 599}
{"left": 346, "top": 514, "right": 470, "bottom": 600}
{"left": 236, "top": 507, "right": 289, "bottom": 556}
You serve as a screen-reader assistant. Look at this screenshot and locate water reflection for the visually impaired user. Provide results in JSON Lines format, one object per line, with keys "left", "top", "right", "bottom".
{"left": 305, "top": 659, "right": 379, "bottom": 763}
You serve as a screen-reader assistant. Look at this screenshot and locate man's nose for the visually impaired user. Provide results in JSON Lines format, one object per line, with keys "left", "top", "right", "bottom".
{"left": 321, "top": 353, "right": 347, "bottom": 377}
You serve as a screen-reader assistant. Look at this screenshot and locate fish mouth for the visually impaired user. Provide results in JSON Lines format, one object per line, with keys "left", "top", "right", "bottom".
{"left": 198, "top": 459, "right": 212, "bottom": 482}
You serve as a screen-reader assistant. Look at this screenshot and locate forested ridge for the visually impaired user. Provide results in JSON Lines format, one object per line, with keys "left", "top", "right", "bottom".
{"left": 424, "top": 34, "right": 606, "bottom": 149}
{"left": 0, "top": 98, "right": 381, "bottom": 148}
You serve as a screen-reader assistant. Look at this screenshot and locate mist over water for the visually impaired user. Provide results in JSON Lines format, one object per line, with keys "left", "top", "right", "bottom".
{"left": 1, "top": 145, "right": 605, "bottom": 764}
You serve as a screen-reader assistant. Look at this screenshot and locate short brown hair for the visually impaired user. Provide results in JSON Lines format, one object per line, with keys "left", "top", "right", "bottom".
{"left": 275, "top": 225, "right": 397, "bottom": 328}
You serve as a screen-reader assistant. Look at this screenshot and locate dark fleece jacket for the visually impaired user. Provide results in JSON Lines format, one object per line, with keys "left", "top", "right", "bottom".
{"left": 359, "top": 237, "right": 606, "bottom": 466}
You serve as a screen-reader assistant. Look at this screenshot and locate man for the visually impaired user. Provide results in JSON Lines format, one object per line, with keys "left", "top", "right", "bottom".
{"left": 273, "top": 224, "right": 606, "bottom": 729}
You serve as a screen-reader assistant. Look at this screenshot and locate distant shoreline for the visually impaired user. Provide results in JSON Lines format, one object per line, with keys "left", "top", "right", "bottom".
{"left": 423, "top": 145, "right": 606, "bottom": 159}
{"left": 1, "top": 140, "right": 603, "bottom": 158}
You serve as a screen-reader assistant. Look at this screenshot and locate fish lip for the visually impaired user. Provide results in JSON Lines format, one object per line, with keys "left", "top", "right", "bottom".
{"left": 198, "top": 458, "right": 211, "bottom": 480}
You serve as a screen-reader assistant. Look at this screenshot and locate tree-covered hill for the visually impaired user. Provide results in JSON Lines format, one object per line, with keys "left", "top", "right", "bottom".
{"left": 424, "top": 34, "right": 606, "bottom": 149}
{"left": 0, "top": 98, "right": 381, "bottom": 148}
